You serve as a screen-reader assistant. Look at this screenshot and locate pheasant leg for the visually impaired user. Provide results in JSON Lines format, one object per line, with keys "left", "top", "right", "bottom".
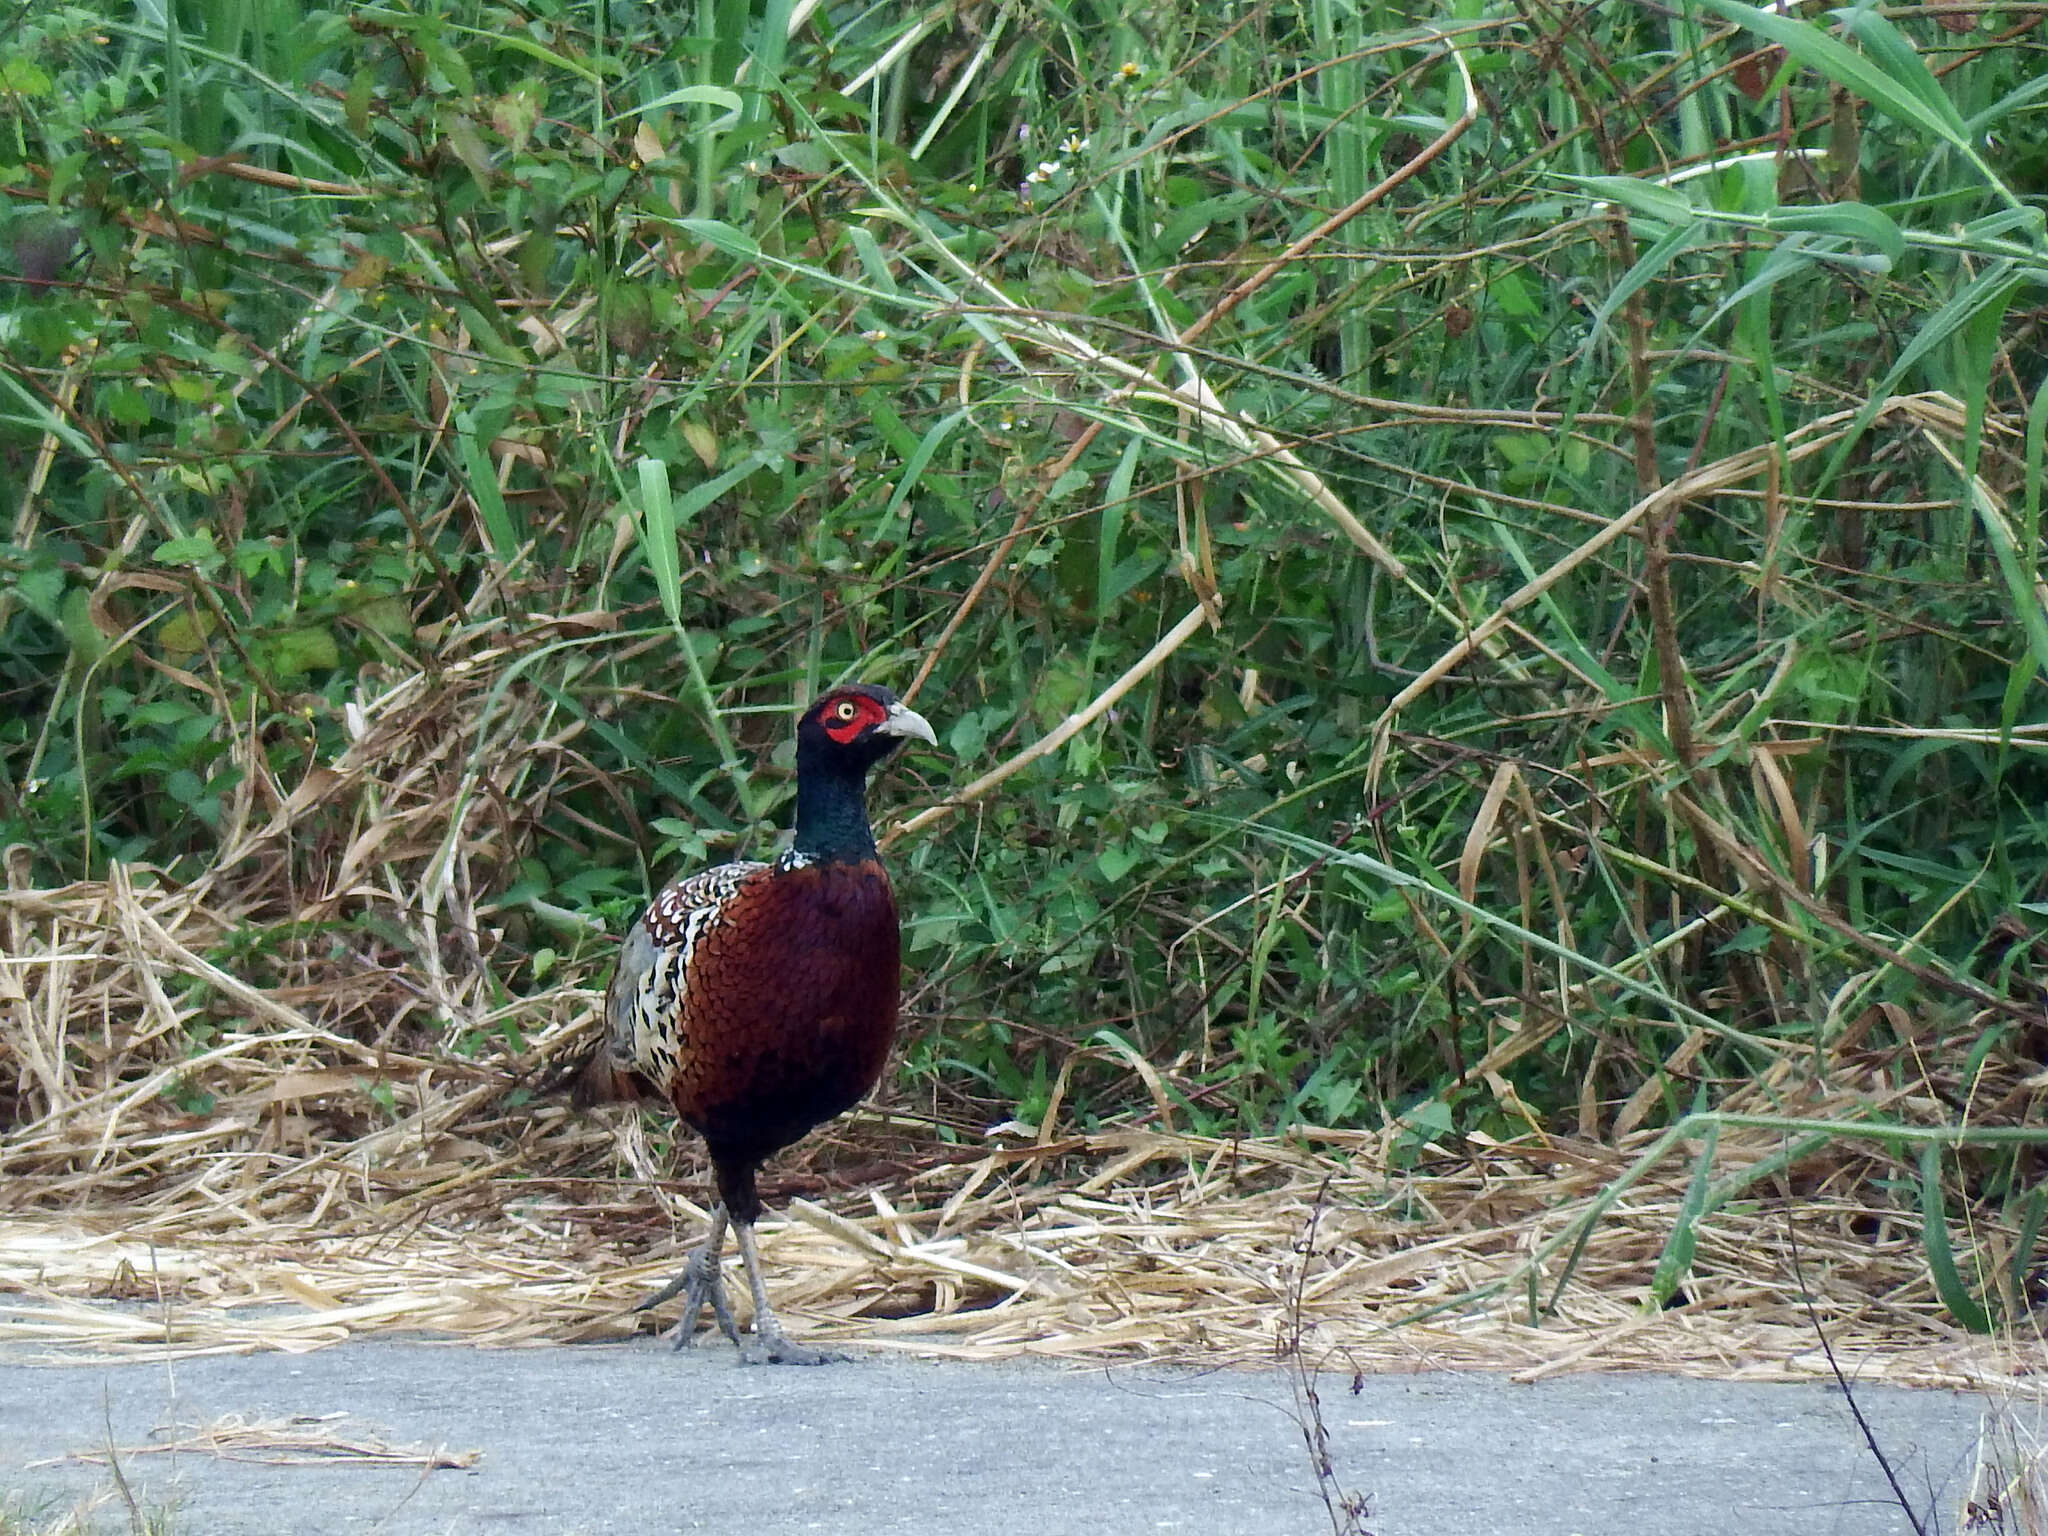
{"left": 734, "top": 1217, "right": 836, "bottom": 1366}
{"left": 635, "top": 1204, "right": 742, "bottom": 1350}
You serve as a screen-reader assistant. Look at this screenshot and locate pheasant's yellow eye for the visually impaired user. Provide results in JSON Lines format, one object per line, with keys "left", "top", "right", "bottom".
{"left": 834, "top": 700, "right": 859, "bottom": 722}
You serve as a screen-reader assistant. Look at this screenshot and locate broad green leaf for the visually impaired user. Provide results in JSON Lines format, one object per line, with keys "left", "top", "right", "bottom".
{"left": 1837, "top": 7, "right": 1964, "bottom": 138}
{"left": 879, "top": 409, "right": 964, "bottom": 525}
{"left": 1486, "top": 267, "right": 1539, "bottom": 319}
{"left": 153, "top": 530, "right": 221, "bottom": 570}
{"left": 419, "top": 37, "right": 474, "bottom": 95}
{"left": 1762, "top": 201, "right": 1904, "bottom": 264}
{"left": 676, "top": 218, "right": 762, "bottom": 259}
{"left": 1695, "top": 0, "right": 1962, "bottom": 148}
{"left": 268, "top": 626, "right": 341, "bottom": 678}
{"left": 0, "top": 58, "right": 51, "bottom": 95}
{"left": 1918, "top": 1145, "right": 1993, "bottom": 1333}
{"left": 612, "top": 86, "right": 742, "bottom": 130}
{"left": 1964, "top": 69, "right": 2048, "bottom": 137}
{"left": 156, "top": 610, "right": 212, "bottom": 656}
{"left": 946, "top": 711, "right": 988, "bottom": 760}
{"left": 12, "top": 565, "right": 63, "bottom": 626}
{"left": 1556, "top": 173, "right": 1695, "bottom": 227}
{"left": 1959, "top": 208, "right": 2048, "bottom": 246}
{"left": 774, "top": 139, "right": 832, "bottom": 176}
{"left": 1096, "top": 843, "right": 1140, "bottom": 883}
{"left": 842, "top": 224, "right": 900, "bottom": 295}
{"left": 634, "top": 457, "right": 682, "bottom": 629}
{"left": 350, "top": 596, "right": 413, "bottom": 640}
{"left": 1649, "top": 1122, "right": 1717, "bottom": 1309}
{"left": 459, "top": 420, "right": 519, "bottom": 564}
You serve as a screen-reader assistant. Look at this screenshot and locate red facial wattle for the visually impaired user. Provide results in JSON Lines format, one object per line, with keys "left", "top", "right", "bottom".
{"left": 819, "top": 693, "right": 888, "bottom": 744}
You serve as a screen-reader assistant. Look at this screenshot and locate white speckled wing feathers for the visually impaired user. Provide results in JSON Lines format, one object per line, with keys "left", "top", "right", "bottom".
{"left": 604, "top": 860, "right": 767, "bottom": 1087}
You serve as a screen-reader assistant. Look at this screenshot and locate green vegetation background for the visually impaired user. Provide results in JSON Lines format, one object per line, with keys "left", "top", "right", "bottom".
{"left": 3, "top": 0, "right": 2046, "bottom": 1321}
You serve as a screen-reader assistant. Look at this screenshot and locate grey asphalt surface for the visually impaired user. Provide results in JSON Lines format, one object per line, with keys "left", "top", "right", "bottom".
{"left": 1, "top": 1339, "right": 2010, "bottom": 1535}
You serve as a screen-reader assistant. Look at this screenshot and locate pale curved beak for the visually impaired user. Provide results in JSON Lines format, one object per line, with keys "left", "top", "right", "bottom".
{"left": 879, "top": 700, "right": 937, "bottom": 747}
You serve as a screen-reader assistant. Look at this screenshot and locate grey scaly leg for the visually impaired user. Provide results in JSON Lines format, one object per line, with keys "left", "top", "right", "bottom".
{"left": 635, "top": 1203, "right": 741, "bottom": 1350}
{"left": 733, "top": 1217, "right": 835, "bottom": 1366}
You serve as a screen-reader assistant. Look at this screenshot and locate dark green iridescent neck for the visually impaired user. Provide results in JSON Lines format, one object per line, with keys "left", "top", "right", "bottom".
{"left": 790, "top": 750, "right": 878, "bottom": 863}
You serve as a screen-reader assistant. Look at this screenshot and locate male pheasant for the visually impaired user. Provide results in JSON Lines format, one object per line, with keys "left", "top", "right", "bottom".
{"left": 574, "top": 683, "right": 936, "bottom": 1364}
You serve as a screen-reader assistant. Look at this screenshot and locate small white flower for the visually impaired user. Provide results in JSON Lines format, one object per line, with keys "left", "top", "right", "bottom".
{"left": 1025, "top": 167, "right": 1048, "bottom": 185}
{"left": 1037, "top": 161, "right": 1060, "bottom": 179}
{"left": 1062, "top": 134, "right": 1088, "bottom": 154}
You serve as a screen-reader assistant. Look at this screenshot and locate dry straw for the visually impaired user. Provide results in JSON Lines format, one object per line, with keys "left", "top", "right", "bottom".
{"left": 1, "top": 835, "right": 2042, "bottom": 1392}
{"left": 2, "top": 402, "right": 2045, "bottom": 1405}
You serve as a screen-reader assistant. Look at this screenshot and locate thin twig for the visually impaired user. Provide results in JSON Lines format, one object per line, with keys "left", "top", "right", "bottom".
{"left": 1783, "top": 1190, "right": 1931, "bottom": 1536}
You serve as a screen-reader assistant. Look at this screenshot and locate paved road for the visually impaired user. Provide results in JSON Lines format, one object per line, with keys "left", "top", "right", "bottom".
{"left": 1, "top": 1340, "right": 2006, "bottom": 1534}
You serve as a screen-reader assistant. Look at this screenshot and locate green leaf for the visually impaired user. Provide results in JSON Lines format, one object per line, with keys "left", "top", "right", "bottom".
{"left": 1580, "top": 215, "right": 1704, "bottom": 366}
{"left": 1487, "top": 267, "right": 1539, "bottom": 319}
{"left": 947, "top": 710, "right": 988, "bottom": 760}
{"left": 350, "top": 595, "right": 413, "bottom": 640}
{"left": 444, "top": 113, "right": 494, "bottom": 185}
{"left": 1096, "top": 843, "right": 1140, "bottom": 884}
{"left": 878, "top": 410, "right": 964, "bottom": 529}
{"left": 1649, "top": 1122, "right": 1718, "bottom": 1309}
{"left": 152, "top": 530, "right": 221, "bottom": 572}
{"left": 12, "top": 565, "right": 64, "bottom": 626}
{"left": 235, "top": 538, "right": 286, "bottom": 580}
{"left": 1964, "top": 68, "right": 2048, "bottom": 137}
{"left": 1762, "top": 201, "right": 1904, "bottom": 264}
{"left": 0, "top": 57, "right": 51, "bottom": 95}
{"left": 613, "top": 86, "right": 743, "bottom": 131}
{"left": 459, "top": 419, "right": 520, "bottom": 563}
{"left": 1047, "top": 467, "right": 1092, "bottom": 503}
{"left": 634, "top": 457, "right": 682, "bottom": 629}
{"left": 1694, "top": 0, "right": 1963, "bottom": 148}
{"left": 420, "top": 37, "right": 474, "bottom": 95}
{"left": 675, "top": 218, "right": 762, "bottom": 260}
{"left": 1713, "top": 923, "right": 1773, "bottom": 956}
{"left": 268, "top": 626, "right": 341, "bottom": 678}
{"left": 1918, "top": 1145, "right": 1993, "bottom": 1333}
{"left": 842, "top": 224, "right": 901, "bottom": 296}
{"left": 1958, "top": 208, "right": 2048, "bottom": 246}
{"left": 1555, "top": 174, "right": 1695, "bottom": 227}
{"left": 63, "top": 587, "right": 108, "bottom": 665}
{"left": 450, "top": 25, "right": 601, "bottom": 83}
{"left": 774, "top": 140, "right": 832, "bottom": 176}
{"left": 1836, "top": 7, "right": 1965, "bottom": 138}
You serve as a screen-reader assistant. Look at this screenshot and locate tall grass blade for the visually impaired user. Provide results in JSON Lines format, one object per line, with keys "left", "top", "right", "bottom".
{"left": 1919, "top": 1144, "right": 1994, "bottom": 1334}
{"left": 1648, "top": 1119, "right": 1718, "bottom": 1310}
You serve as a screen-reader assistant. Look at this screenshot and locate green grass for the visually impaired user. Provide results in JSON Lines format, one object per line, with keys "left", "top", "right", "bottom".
{"left": 3, "top": 0, "right": 2047, "bottom": 1323}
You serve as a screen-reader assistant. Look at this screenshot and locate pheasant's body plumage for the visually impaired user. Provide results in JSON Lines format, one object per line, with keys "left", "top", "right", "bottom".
{"left": 606, "top": 850, "right": 901, "bottom": 1185}
{"left": 576, "top": 684, "right": 934, "bottom": 1364}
